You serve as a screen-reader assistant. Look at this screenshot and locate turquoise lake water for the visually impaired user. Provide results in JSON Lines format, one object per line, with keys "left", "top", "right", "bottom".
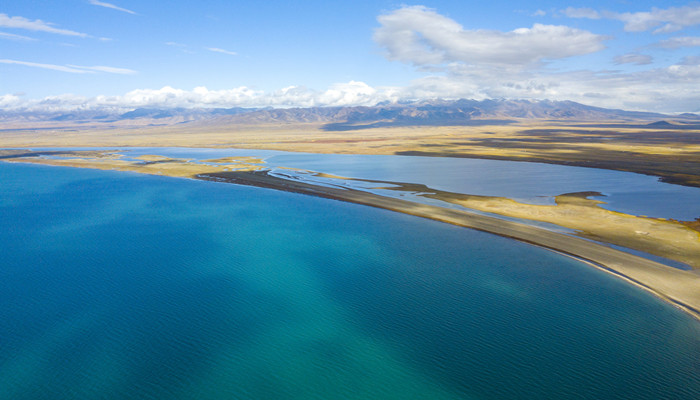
{"left": 1, "top": 162, "right": 699, "bottom": 399}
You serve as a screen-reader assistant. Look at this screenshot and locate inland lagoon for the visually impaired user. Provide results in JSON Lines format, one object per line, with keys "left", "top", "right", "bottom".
{"left": 121, "top": 147, "right": 700, "bottom": 219}
{"left": 1, "top": 160, "right": 699, "bottom": 399}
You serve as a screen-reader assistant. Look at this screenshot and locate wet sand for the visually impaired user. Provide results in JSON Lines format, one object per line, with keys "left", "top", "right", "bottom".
{"left": 198, "top": 170, "right": 700, "bottom": 321}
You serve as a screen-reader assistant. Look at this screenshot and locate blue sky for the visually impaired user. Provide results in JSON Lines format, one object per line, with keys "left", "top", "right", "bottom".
{"left": 1, "top": 1, "right": 700, "bottom": 112}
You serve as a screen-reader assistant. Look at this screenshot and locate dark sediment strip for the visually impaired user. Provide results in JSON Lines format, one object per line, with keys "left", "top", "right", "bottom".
{"left": 198, "top": 170, "right": 700, "bottom": 321}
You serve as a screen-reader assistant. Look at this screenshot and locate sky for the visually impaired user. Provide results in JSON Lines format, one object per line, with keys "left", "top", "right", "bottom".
{"left": 1, "top": 0, "right": 700, "bottom": 113}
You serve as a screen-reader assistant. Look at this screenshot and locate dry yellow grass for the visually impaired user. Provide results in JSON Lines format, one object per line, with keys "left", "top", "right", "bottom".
{"left": 2, "top": 154, "right": 263, "bottom": 178}
{"left": 2, "top": 120, "right": 698, "bottom": 186}
{"left": 423, "top": 190, "right": 700, "bottom": 268}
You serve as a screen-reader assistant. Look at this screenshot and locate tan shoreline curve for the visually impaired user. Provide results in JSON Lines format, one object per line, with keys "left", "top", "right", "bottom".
{"left": 197, "top": 170, "right": 700, "bottom": 321}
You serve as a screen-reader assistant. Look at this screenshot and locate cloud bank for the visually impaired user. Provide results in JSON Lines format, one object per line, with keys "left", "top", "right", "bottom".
{"left": 367, "top": 5, "right": 700, "bottom": 112}
{"left": 374, "top": 6, "right": 606, "bottom": 66}
{"left": 0, "top": 82, "right": 397, "bottom": 113}
{"left": 3, "top": 5, "right": 700, "bottom": 114}
{"left": 563, "top": 4, "right": 700, "bottom": 33}
{"left": 3, "top": 60, "right": 700, "bottom": 115}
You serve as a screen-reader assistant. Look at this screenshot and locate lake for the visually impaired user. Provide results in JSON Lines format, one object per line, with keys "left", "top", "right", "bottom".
{"left": 1, "top": 160, "right": 698, "bottom": 399}
{"left": 120, "top": 147, "right": 700, "bottom": 220}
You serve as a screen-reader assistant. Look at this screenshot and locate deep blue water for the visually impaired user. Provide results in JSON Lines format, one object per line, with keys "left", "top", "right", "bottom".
{"left": 1, "top": 162, "right": 699, "bottom": 399}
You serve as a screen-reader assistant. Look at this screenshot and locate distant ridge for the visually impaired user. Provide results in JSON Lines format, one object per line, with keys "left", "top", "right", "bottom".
{"left": 3, "top": 99, "right": 700, "bottom": 127}
{"left": 118, "top": 107, "right": 250, "bottom": 120}
{"left": 647, "top": 120, "right": 676, "bottom": 127}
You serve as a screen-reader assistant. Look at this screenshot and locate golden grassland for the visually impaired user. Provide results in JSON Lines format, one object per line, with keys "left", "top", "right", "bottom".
{"left": 2, "top": 119, "right": 699, "bottom": 186}
{"left": 0, "top": 151, "right": 264, "bottom": 178}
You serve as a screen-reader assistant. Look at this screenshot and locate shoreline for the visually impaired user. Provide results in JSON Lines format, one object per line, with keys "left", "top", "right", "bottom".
{"left": 2, "top": 151, "right": 699, "bottom": 321}
{"left": 198, "top": 170, "right": 700, "bottom": 321}
{"left": 2, "top": 142, "right": 700, "bottom": 188}
{"left": 2, "top": 111, "right": 700, "bottom": 191}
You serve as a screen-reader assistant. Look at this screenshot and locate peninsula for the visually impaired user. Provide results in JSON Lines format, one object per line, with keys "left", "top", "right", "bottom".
{"left": 2, "top": 146, "right": 699, "bottom": 321}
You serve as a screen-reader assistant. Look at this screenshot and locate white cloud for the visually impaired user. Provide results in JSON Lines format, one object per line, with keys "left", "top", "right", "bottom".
{"left": 616, "top": 5, "right": 700, "bottom": 33}
{"left": 374, "top": 6, "right": 606, "bottom": 66}
{"left": 614, "top": 53, "right": 653, "bottom": 65}
{"left": 562, "top": 5, "right": 700, "bottom": 33}
{"left": 1, "top": 59, "right": 136, "bottom": 74}
{"left": 88, "top": 0, "right": 137, "bottom": 15}
{"left": 67, "top": 65, "right": 138, "bottom": 74}
{"left": 0, "top": 31, "right": 36, "bottom": 41}
{"left": 206, "top": 47, "right": 238, "bottom": 56}
{"left": 113, "top": 82, "right": 392, "bottom": 109}
{"left": 0, "top": 59, "right": 94, "bottom": 73}
{"left": 393, "top": 62, "right": 700, "bottom": 112}
{"left": 317, "top": 81, "right": 381, "bottom": 106}
{"left": 6, "top": 6, "right": 700, "bottom": 115}
{"left": 364, "top": 6, "right": 700, "bottom": 111}
{"left": 0, "top": 82, "right": 400, "bottom": 113}
{"left": 3, "top": 66, "right": 700, "bottom": 114}
{"left": 0, "top": 93, "right": 24, "bottom": 108}
{"left": 0, "top": 14, "right": 88, "bottom": 37}
{"left": 656, "top": 36, "right": 700, "bottom": 48}
{"left": 679, "top": 55, "right": 700, "bottom": 65}
{"left": 561, "top": 7, "right": 601, "bottom": 19}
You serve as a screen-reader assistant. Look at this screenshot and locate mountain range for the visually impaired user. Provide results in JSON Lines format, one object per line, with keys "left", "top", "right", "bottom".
{"left": 3, "top": 99, "right": 700, "bottom": 129}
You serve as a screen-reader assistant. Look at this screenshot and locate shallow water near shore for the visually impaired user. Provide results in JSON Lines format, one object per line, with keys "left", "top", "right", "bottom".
{"left": 1, "top": 162, "right": 699, "bottom": 399}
